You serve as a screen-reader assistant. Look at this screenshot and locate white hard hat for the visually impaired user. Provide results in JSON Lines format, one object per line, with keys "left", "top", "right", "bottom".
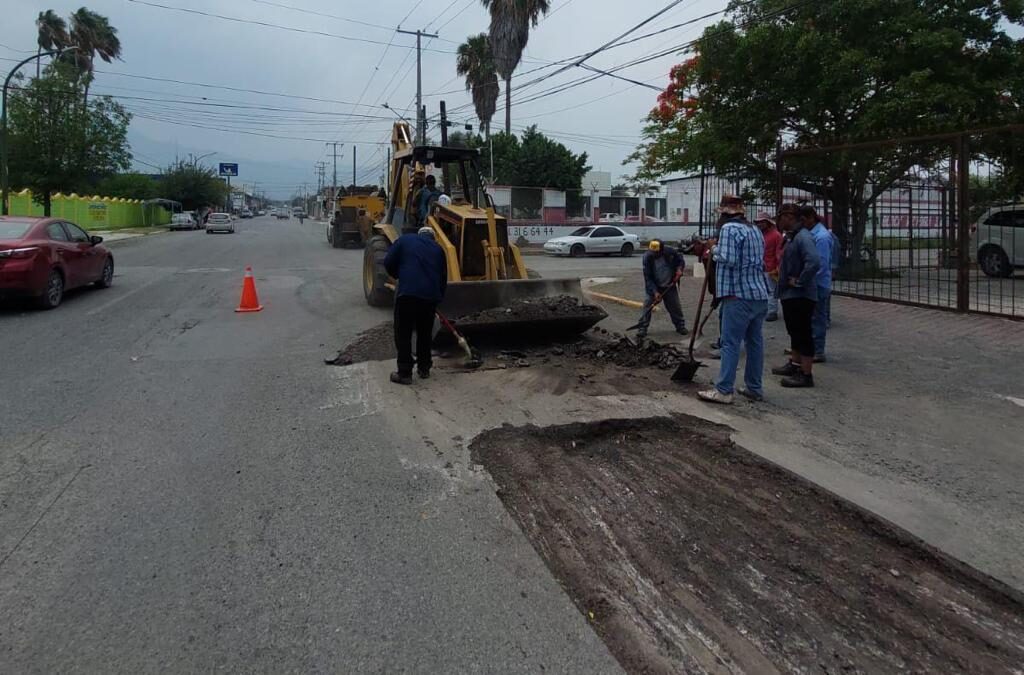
{"left": 437, "top": 194, "right": 452, "bottom": 207}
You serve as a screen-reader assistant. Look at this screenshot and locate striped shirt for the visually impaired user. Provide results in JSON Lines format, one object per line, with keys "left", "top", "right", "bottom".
{"left": 713, "top": 217, "right": 769, "bottom": 301}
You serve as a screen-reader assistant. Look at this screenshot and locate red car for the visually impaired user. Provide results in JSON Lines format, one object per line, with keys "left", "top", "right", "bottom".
{"left": 0, "top": 216, "right": 114, "bottom": 309}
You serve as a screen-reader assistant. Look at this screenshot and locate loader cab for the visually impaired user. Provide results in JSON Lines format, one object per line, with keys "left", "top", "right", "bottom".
{"left": 385, "top": 145, "right": 493, "bottom": 234}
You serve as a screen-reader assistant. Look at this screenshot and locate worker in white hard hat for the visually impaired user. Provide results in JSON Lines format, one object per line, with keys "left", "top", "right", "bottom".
{"left": 383, "top": 225, "right": 448, "bottom": 385}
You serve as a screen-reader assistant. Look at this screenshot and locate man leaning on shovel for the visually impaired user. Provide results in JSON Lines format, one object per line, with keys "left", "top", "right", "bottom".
{"left": 634, "top": 239, "right": 688, "bottom": 339}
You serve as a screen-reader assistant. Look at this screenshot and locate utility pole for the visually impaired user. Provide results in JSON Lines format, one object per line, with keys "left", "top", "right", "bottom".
{"left": 314, "top": 161, "right": 326, "bottom": 218}
{"left": 326, "top": 142, "right": 342, "bottom": 216}
{"left": 439, "top": 101, "right": 451, "bottom": 191}
{"left": 352, "top": 146, "right": 357, "bottom": 187}
{"left": 439, "top": 101, "right": 449, "bottom": 146}
{"left": 396, "top": 28, "right": 438, "bottom": 145}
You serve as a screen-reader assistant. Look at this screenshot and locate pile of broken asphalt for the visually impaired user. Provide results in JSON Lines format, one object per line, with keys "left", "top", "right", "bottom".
{"left": 327, "top": 322, "right": 689, "bottom": 372}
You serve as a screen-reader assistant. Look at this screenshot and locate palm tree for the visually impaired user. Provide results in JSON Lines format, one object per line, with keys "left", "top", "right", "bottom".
{"left": 456, "top": 34, "right": 499, "bottom": 139}
{"left": 69, "top": 8, "right": 122, "bottom": 103}
{"left": 35, "top": 10, "right": 69, "bottom": 78}
{"left": 481, "top": 0, "right": 550, "bottom": 134}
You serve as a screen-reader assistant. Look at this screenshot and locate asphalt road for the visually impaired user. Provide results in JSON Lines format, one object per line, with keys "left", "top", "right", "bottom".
{"left": 0, "top": 217, "right": 619, "bottom": 672}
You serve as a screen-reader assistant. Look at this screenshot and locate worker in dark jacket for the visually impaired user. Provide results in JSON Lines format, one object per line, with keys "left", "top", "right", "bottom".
{"left": 383, "top": 226, "right": 448, "bottom": 384}
{"left": 771, "top": 204, "right": 821, "bottom": 388}
{"left": 635, "top": 239, "right": 687, "bottom": 338}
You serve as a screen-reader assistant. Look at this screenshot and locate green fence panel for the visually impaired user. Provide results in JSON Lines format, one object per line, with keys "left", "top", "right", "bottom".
{"left": 7, "top": 191, "right": 171, "bottom": 227}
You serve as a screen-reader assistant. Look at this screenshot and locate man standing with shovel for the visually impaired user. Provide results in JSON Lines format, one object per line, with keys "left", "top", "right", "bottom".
{"left": 633, "top": 239, "right": 688, "bottom": 339}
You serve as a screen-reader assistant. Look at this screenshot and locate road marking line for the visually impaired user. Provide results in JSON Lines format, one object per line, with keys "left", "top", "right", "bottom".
{"left": 86, "top": 275, "right": 165, "bottom": 316}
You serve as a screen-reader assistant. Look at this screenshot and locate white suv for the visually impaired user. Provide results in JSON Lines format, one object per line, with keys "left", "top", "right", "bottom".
{"left": 973, "top": 206, "right": 1023, "bottom": 277}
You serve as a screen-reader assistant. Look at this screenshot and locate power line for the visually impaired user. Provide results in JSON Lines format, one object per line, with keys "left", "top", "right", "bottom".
{"left": 0, "top": 54, "right": 419, "bottom": 112}
{"left": 126, "top": 0, "right": 457, "bottom": 53}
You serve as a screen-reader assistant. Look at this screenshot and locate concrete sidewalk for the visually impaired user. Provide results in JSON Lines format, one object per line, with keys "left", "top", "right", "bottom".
{"left": 583, "top": 272, "right": 1024, "bottom": 592}
{"left": 93, "top": 227, "right": 169, "bottom": 244}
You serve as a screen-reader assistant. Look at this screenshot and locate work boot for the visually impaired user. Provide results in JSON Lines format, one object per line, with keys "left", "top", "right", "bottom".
{"left": 780, "top": 372, "right": 814, "bottom": 388}
{"left": 418, "top": 369, "right": 430, "bottom": 379}
{"left": 765, "top": 313, "right": 779, "bottom": 322}
{"left": 697, "top": 388, "right": 733, "bottom": 405}
{"left": 771, "top": 361, "right": 800, "bottom": 376}
{"left": 676, "top": 326, "right": 689, "bottom": 336}
{"left": 737, "top": 387, "right": 764, "bottom": 402}
{"left": 390, "top": 371, "right": 413, "bottom": 385}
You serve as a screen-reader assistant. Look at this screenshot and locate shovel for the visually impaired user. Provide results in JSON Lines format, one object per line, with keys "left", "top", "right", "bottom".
{"left": 671, "top": 275, "right": 708, "bottom": 382}
{"left": 436, "top": 311, "right": 483, "bottom": 369}
{"left": 626, "top": 269, "right": 683, "bottom": 332}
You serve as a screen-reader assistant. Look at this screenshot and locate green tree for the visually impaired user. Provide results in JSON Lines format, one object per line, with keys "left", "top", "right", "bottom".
{"left": 96, "top": 172, "right": 159, "bottom": 200}
{"left": 514, "top": 126, "right": 590, "bottom": 191}
{"left": 628, "top": 0, "right": 1024, "bottom": 264}
{"left": 35, "top": 10, "right": 69, "bottom": 78}
{"left": 482, "top": 0, "right": 550, "bottom": 134}
{"left": 456, "top": 33, "right": 499, "bottom": 138}
{"left": 160, "top": 161, "right": 229, "bottom": 211}
{"left": 7, "top": 65, "right": 131, "bottom": 215}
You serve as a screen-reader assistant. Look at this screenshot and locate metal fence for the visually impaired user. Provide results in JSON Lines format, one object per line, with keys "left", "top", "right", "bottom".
{"left": 778, "top": 126, "right": 1023, "bottom": 320}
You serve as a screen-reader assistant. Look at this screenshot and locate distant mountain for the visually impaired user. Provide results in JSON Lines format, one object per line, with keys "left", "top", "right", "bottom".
{"left": 126, "top": 130, "right": 314, "bottom": 199}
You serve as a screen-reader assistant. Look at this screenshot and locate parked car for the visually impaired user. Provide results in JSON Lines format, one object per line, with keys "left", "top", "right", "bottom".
{"left": 0, "top": 216, "right": 114, "bottom": 309}
{"left": 240, "top": 209, "right": 253, "bottom": 219}
{"left": 257, "top": 210, "right": 266, "bottom": 216}
{"left": 206, "top": 212, "right": 236, "bottom": 234}
{"left": 543, "top": 225, "right": 639, "bottom": 257}
{"left": 973, "top": 206, "right": 1022, "bottom": 277}
{"left": 169, "top": 213, "right": 197, "bottom": 231}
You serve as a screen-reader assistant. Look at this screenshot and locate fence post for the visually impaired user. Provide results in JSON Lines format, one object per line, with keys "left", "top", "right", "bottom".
{"left": 697, "top": 164, "right": 706, "bottom": 236}
{"left": 775, "top": 139, "right": 783, "bottom": 209}
{"left": 956, "top": 134, "right": 970, "bottom": 312}
{"left": 908, "top": 187, "right": 914, "bottom": 268}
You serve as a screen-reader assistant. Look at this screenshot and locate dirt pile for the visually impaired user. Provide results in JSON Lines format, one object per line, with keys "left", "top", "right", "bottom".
{"left": 454, "top": 295, "right": 606, "bottom": 325}
{"left": 325, "top": 322, "right": 396, "bottom": 365}
{"left": 472, "top": 415, "right": 1024, "bottom": 674}
{"left": 569, "top": 333, "right": 687, "bottom": 369}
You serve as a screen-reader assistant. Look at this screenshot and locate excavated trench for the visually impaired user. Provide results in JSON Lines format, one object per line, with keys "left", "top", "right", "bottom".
{"left": 471, "top": 415, "right": 1024, "bottom": 674}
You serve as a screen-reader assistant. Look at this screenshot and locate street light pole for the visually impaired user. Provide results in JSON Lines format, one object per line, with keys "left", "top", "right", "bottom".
{"left": 192, "top": 151, "right": 216, "bottom": 167}
{"left": 1, "top": 48, "right": 76, "bottom": 216}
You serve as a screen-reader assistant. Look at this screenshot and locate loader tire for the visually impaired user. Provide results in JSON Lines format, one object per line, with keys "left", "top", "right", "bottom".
{"left": 330, "top": 222, "right": 345, "bottom": 249}
{"left": 364, "top": 235, "right": 393, "bottom": 306}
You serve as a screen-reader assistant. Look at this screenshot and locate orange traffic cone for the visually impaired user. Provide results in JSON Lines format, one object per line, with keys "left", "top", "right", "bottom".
{"left": 235, "top": 266, "right": 264, "bottom": 313}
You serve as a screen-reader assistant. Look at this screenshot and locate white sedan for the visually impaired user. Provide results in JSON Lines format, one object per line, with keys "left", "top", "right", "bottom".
{"left": 543, "top": 225, "right": 639, "bottom": 257}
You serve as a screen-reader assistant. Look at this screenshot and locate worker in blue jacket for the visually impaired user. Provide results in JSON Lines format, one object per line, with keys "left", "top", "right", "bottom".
{"left": 635, "top": 239, "right": 687, "bottom": 338}
{"left": 383, "top": 226, "right": 448, "bottom": 384}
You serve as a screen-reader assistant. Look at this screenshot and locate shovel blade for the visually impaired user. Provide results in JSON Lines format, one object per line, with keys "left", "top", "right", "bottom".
{"left": 671, "top": 357, "right": 702, "bottom": 382}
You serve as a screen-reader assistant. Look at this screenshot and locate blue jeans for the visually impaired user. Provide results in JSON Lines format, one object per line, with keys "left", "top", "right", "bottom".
{"left": 715, "top": 298, "right": 768, "bottom": 396}
{"left": 766, "top": 272, "right": 778, "bottom": 317}
{"left": 812, "top": 286, "right": 831, "bottom": 356}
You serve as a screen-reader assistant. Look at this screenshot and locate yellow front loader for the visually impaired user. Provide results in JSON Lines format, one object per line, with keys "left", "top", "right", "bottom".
{"left": 362, "top": 122, "right": 603, "bottom": 339}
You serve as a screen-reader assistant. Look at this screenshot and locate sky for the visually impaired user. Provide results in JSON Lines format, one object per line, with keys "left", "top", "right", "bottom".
{"left": 1, "top": 0, "right": 727, "bottom": 198}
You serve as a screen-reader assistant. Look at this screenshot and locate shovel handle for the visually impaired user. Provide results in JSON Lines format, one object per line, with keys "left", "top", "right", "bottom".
{"left": 688, "top": 276, "right": 708, "bottom": 358}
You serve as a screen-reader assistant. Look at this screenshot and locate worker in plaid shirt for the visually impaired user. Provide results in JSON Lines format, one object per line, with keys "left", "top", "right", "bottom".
{"left": 698, "top": 194, "right": 769, "bottom": 405}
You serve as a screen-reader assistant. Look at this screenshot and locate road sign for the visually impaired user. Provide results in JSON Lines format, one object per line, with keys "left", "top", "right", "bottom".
{"left": 218, "top": 163, "right": 239, "bottom": 177}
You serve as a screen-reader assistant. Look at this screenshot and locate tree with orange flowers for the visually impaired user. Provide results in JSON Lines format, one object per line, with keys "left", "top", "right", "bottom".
{"left": 627, "top": 0, "right": 1024, "bottom": 267}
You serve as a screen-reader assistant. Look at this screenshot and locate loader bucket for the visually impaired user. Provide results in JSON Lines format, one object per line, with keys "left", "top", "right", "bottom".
{"left": 439, "top": 278, "right": 607, "bottom": 342}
